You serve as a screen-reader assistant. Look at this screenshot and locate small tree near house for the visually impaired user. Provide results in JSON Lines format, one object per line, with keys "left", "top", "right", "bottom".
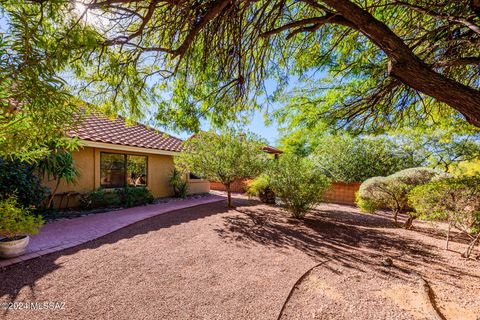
{"left": 175, "top": 130, "right": 268, "bottom": 207}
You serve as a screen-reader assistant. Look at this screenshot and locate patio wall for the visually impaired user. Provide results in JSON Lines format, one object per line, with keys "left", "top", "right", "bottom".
{"left": 322, "top": 182, "right": 361, "bottom": 206}
{"left": 210, "top": 179, "right": 361, "bottom": 206}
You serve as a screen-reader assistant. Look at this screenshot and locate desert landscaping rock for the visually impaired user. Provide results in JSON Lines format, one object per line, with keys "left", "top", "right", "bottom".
{"left": 1, "top": 197, "right": 478, "bottom": 319}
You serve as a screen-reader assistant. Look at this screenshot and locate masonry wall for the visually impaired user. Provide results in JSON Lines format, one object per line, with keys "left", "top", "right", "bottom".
{"left": 210, "top": 179, "right": 361, "bottom": 206}
{"left": 44, "top": 146, "right": 210, "bottom": 208}
{"left": 322, "top": 182, "right": 361, "bottom": 206}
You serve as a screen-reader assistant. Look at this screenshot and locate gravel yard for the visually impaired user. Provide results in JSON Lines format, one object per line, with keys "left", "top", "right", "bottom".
{"left": 1, "top": 197, "right": 479, "bottom": 320}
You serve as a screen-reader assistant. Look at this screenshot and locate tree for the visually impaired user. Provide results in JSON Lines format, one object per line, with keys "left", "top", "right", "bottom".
{"left": 2, "top": 0, "right": 480, "bottom": 142}
{"left": 0, "top": 3, "right": 99, "bottom": 161}
{"left": 37, "top": 151, "right": 80, "bottom": 208}
{"left": 357, "top": 167, "right": 449, "bottom": 228}
{"left": 409, "top": 176, "right": 480, "bottom": 258}
{"left": 175, "top": 130, "right": 268, "bottom": 207}
{"left": 312, "top": 135, "right": 421, "bottom": 183}
{"left": 269, "top": 154, "right": 331, "bottom": 219}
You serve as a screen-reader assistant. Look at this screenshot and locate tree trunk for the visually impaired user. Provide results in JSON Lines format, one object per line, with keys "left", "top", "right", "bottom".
{"left": 321, "top": 0, "right": 480, "bottom": 127}
{"left": 226, "top": 183, "right": 233, "bottom": 208}
{"left": 393, "top": 210, "right": 400, "bottom": 227}
{"left": 445, "top": 221, "right": 452, "bottom": 250}
{"left": 462, "top": 232, "right": 480, "bottom": 258}
{"left": 403, "top": 216, "right": 415, "bottom": 230}
{"left": 48, "top": 179, "right": 61, "bottom": 209}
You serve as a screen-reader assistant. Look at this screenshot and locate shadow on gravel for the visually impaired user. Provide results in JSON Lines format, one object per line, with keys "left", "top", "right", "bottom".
{"left": 215, "top": 198, "right": 479, "bottom": 282}
{"left": 0, "top": 201, "right": 229, "bottom": 306}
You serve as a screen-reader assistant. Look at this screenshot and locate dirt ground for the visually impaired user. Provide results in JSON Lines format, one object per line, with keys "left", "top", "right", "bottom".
{"left": 1, "top": 196, "right": 479, "bottom": 320}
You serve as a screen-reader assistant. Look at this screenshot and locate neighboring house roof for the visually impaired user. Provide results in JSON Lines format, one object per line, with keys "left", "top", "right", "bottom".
{"left": 68, "top": 113, "right": 184, "bottom": 152}
{"left": 262, "top": 146, "right": 283, "bottom": 154}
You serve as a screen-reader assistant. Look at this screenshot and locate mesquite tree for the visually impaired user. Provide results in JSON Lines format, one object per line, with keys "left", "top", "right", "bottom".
{"left": 1, "top": 1, "right": 480, "bottom": 161}
{"left": 175, "top": 130, "right": 269, "bottom": 207}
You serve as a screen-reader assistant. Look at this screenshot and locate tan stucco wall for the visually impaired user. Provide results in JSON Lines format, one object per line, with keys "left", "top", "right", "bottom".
{"left": 45, "top": 146, "right": 210, "bottom": 208}
{"left": 187, "top": 179, "right": 210, "bottom": 195}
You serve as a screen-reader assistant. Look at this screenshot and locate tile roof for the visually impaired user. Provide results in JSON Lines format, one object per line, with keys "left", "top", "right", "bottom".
{"left": 68, "top": 113, "right": 184, "bottom": 152}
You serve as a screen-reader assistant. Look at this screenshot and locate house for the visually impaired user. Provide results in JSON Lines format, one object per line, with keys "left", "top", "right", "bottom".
{"left": 45, "top": 113, "right": 210, "bottom": 208}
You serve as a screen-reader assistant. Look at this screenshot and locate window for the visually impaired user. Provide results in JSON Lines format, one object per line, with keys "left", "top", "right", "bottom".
{"left": 100, "top": 152, "right": 147, "bottom": 188}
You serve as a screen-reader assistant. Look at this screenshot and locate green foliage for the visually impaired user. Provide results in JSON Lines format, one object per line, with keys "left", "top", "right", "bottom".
{"left": 115, "top": 187, "right": 154, "bottom": 208}
{"left": 175, "top": 129, "right": 269, "bottom": 207}
{"left": 245, "top": 174, "right": 271, "bottom": 197}
{"left": 245, "top": 174, "right": 276, "bottom": 204}
{"left": 0, "top": 2, "right": 101, "bottom": 161}
{"left": 312, "top": 135, "right": 421, "bottom": 183}
{"left": 37, "top": 150, "right": 80, "bottom": 208}
{"left": 409, "top": 177, "right": 480, "bottom": 230}
{"left": 355, "top": 192, "right": 378, "bottom": 214}
{"left": 0, "top": 195, "right": 44, "bottom": 239}
{"left": 3, "top": 0, "right": 479, "bottom": 140}
{"left": 269, "top": 155, "right": 331, "bottom": 219}
{"left": 356, "top": 167, "right": 449, "bottom": 226}
{"left": 409, "top": 176, "right": 480, "bottom": 257}
{"left": 79, "top": 188, "right": 120, "bottom": 209}
{"left": 80, "top": 187, "right": 154, "bottom": 209}
{"left": 0, "top": 158, "right": 49, "bottom": 208}
{"left": 169, "top": 169, "right": 189, "bottom": 198}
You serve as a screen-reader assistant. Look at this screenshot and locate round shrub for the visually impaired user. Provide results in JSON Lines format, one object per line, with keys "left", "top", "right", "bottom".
{"left": 245, "top": 174, "right": 276, "bottom": 204}
{"left": 356, "top": 167, "right": 449, "bottom": 228}
{"left": 269, "top": 155, "right": 331, "bottom": 219}
{"left": 409, "top": 176, "right": 480, "bottom": 257}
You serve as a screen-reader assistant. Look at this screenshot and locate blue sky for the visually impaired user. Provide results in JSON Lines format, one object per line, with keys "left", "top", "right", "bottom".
{"left": 173, "top": 108, "right": 281, "bottom": 146}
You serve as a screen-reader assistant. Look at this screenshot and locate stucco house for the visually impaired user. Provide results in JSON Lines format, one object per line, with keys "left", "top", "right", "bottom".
{"left": 46, "top": 113, "right": 210, "bottom": 208}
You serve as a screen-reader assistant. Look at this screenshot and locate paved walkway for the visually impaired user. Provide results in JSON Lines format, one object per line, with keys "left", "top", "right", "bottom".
{"left": 0, "top": 195, "right": 225, "bottom": 268}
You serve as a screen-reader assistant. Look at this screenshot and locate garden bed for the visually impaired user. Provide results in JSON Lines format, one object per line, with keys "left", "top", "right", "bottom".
{"left": 39, "top": 193, "right": 211, "bottom": 223}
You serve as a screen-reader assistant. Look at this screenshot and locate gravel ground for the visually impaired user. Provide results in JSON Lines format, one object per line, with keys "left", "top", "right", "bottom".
{"left": 1, "top": 197, "right": 479, "bottom": 320}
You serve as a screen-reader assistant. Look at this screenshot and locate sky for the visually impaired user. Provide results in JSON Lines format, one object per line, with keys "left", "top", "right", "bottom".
{"left": 171, "top": 108, "right": 281, "bottom": 146}
{"left": 0, "top": 5, "right": 294, "bottom": 147}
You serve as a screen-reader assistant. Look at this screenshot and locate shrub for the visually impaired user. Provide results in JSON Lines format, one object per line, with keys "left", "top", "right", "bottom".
{"left": 79, "top": 188, "right": 120, "bottom": 209}
{"left": 269, "top": 155, "right": 331, "bottom": 219}
{"left": 80, "top": 187, "right": 154, "bottom": 209}
{"left": 115, "top": 187, "right": 154, "bottom": 208}
{"left": 0, "top": 158, "right": 50, "bottom": 208}
{"left": 356, "top": 167, "right": 449, "bottom": 228}
{"left": 409, "top": 176, "right": 480, "bottom": 257}
{"left": 0, "top": 195, "right": 44, "bottom": 240}
{"left": 355, "top": 191, "right": 378, "bottom": 214}
{"left": 169, "top": 169, "right": 189, "bottom": 198}
{"left": 312, "top": 135, "right": 421, "bottom": 183}
{"left": 245, "top": 174, "right": 276, "bottom": 204}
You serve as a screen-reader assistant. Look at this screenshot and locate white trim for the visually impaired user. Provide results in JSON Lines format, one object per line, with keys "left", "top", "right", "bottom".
{"left": 79, "top": 140, "right": 179, "bottom": 156}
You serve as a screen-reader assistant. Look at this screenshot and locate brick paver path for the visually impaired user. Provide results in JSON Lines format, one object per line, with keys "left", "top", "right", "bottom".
{"left": 0, "top": 195, "right": 224, "bottom": 268}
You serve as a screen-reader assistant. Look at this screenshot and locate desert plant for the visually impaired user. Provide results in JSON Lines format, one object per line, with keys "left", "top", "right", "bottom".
{"left": 0, "top": 158, "right": 50, "bottom": 208}
{"left": 245, "top": 174, "right": 275, "bottom": 204}
{"left": 169, "top": 168, "right": 189, "bottom": 198}
{"left": 409, "top": 176, "right": 480, "bottom": 257}
{"left": 79, "top": 188, "right": 120, "bottom": 209}
{"left": 269, "top": 155, "right": 331, "bottom": 219}
{"left": 356, "top": 167, "right": 449, "bottom": 228}
{"left": 0, "top": 195, "right": 44, "bottom": 240}
{"left": 176, "top": 129, "right": 269, "bottom": 207}
{"left": 37, "top": 151, "right": 80, "bottom": 208}
{"left": 115, "top": 187, "right": 154, "bottom": 208}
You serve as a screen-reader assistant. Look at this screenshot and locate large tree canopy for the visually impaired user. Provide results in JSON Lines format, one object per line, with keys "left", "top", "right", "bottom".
{"left": 1, "top": 0, "right": 480, "bottom": 154}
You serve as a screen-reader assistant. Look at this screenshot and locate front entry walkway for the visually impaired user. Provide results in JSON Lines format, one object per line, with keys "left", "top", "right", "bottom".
{"left": 0, "top": 194, "right": 224, "bottom": 268}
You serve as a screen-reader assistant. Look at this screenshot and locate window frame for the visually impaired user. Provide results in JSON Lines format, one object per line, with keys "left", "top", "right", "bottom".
{"left": 100, "top": 152, "right": 148, "bottom": 188}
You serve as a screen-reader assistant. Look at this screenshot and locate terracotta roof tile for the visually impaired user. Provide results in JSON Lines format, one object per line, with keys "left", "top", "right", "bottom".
{"left": 68, "top": 113, "right": 183, "bottom": 152}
